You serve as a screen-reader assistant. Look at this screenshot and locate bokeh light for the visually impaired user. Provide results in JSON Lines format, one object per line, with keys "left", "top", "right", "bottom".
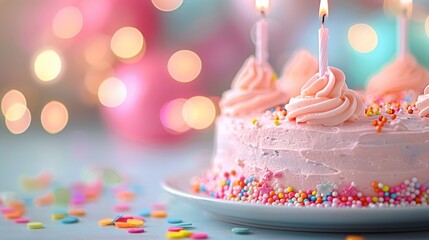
{"left": 168, "top": 50, "right": 202, "bottom": 83}
{"left": 84, "top": 35, "right": 113, "bottom": 69}
{"left": 52, "top": 6, "right": 83, "bottom": 39}
{"left": 182, "top": 96, "right": 216, "bottom": 130}
{"left": 348, "top": 24, "right": 378, "bottom": 53}
{"left": 5, "top": 107, "right": 31, "bottom": 134}
{"left": 425, "top": 16, "right": 429, "bottom": 37}
{"left": 151, "top": 0, "right": 183, "bottom": 12}
{"left": 1, "top": 89, "right": 27, "bottom": 117}
{"left": 160, "top": 98, "right": 191, "bottom": 134}
{"left": 110, "top": 27, "right": 145, "bottom": 60}
{"left": 98, "top": 77, "right": 127, "bottom": 107}
{"left": 33, "top": 49, "right": 62, "bottom": 82}
{"left": 41, "top": 101, "right": 69, "bottom": 134}
{"left": 5, "top": 103, "right": 27, "bottom": 122}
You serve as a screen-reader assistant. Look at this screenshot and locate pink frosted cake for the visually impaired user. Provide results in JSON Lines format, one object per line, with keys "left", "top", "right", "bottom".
{"left": 192, "top": 53, "right": 429, "bottom": 208}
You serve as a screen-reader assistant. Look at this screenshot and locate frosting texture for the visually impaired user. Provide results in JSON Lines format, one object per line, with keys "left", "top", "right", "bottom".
{"left": 279, "top": 50, "right": 318, "bottom": 98}
{"left": 367, "top": 55, "right": 429, "bottom": 97}
{"left": 416, "top": 85, "right": 429, "bottom": 117}
{"left": 286, "top": 67, "right": 364, "bottom": 126}
{"left": 220, "top": 56, "right": 286, "bottom": 116}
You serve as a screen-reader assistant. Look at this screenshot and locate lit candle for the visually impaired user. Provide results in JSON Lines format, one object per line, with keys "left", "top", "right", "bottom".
{"left": 398, "top": 0, "right": 413, "bottom": 58}
{"left": 255, "top": 0, "right": 269, "bottom": 63}
{"left": 319, "top": 0, "right": 329, "bottom": 77}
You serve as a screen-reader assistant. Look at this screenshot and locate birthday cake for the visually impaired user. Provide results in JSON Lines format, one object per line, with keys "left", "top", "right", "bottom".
{"left": 192, "top": 52, "right": 429, "bottom": 208}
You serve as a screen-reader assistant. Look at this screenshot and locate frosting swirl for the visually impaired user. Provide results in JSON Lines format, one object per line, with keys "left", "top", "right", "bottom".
{"left": 367, "top": 54, "right": 429, "bottom": 97}
{"left": 286, "top": 67, "right": 364, "bottom": 126}
{"left": 279, "top": 50, "right": 318, "bottom": 98}
{"left": 220, "top": 56, "right": 287, "bottom": 116}
{"left": 416, "top": 85, "right": 429, "bottom": 117}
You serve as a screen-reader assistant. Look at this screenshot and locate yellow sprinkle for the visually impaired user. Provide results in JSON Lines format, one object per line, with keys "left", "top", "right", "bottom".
{"left": 151, "top": 210, "right": 167, "bottom": 218}
{"left": 179, "top": 230, "right": 193, "bottom": 237}
{"left": 278, "top": 193, "right": 284, "bottom": 199}
{"left": 98, "top": 218, "right": 113, "bottom": 226}
{"left": 374, "top": 110, "right": 380, "bottom": 115}
{"left": 51, "top": 213, "right": 66, "bottom": 220}
{"left": 366, "top": 112, "right": 373, "bottom": 117}
{"left": 221, "top": 180, "right": 226, "bottom": 186}
{"left": 251, "top": 119, "right": 258, "bottom": 125}
{"left": 382, "top": 186, "right": 389, "bottom": 192}
{"left": 274, "top": 119, "right": 279, "bottom": 126}
{"left": 286, "top": 186, "right": 293, "bottom": 192}
{"left": 312, "top": 190, "right": 317, "bottom": 196}
{"left": 372, "top": 197, "right": 378, "bottom": 203}
{"left": 127, "top": 219, "right": 144, "bottom": 227}
{"left": 271, "top": 73, "right": 278, "bottom": 81}
{"left": 166, "top": 232, "right": 184, "bottom": 239}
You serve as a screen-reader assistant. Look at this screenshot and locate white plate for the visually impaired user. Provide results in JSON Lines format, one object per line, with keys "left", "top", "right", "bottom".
{"left": 162, "top": 169, "right": 429, "bottom": 232}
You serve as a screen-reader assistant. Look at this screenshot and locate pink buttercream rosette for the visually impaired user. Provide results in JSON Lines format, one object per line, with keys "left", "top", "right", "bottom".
{"left": 416, "top": 85, "right": 429, "bottom": 118}
{"left": 220, "top": 56, "right": 287, "bottom": 116}
{"left": 286, "top": 67, "right": 364, "bottom": 126}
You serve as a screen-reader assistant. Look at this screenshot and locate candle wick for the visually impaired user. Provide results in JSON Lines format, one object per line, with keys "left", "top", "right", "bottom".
{"left": 321, "top": 14, "right": 326, "bottom": 27}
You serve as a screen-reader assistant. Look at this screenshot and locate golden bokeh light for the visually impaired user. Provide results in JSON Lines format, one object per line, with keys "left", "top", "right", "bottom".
{"left": 5, "top": 103, "right": 27, "bottom": 122}
{"left": 182, "top": 96, "right": 216, "bottom": 130}
{"left": 52, "top": 6, "right": 83, "bottom": 39}
{"left": 160, "top": 98, "right": 191, "bottom": 134}
{"left": 41, "top": 101, "right": 69, "bottom": 134}
{"left": 110, "top": 27, "right": 145, "bottom": 60}
{"left": 5, "top": 107, "right": 31, "bottom": 134}
{"left": 151, "top": 0, "right": 183, "bottom": 12}
{"left": 348, "top": 24, "right": 378, "bottom": 53}
{"left": 425, "top": 16, "right": 429, "bottom": 37}
{"left": 84, "top": 35, "right": 114, "bottom": 69}
{"left": 33, "top": 49, "right": 62, "bottom": 82}
{"left": 1, "top": 89, "right": 26, "bottom": 117}
{"left": 98, "top": 77, "right": 127, "bottom": 107}
{"left": 168, "top": 50, "right": 202, "bottom": 83}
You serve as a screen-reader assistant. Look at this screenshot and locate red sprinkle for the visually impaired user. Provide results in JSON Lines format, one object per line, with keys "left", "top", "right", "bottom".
{"left": 168, "top": 227, "right": 184, "bottom": 232}
{"left": 191, "top": 232, "right": 209, "bottom": 239}
{"left": 14, "top": 218, "right": 30, "bottom": 224}
{"left": 128, "top": 228, "right": 145, "bottom": 233}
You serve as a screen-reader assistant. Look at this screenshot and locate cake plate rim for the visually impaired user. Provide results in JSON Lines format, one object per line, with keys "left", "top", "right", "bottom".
{"left": 162, "top": 169, "right": 429, "bottom": 233}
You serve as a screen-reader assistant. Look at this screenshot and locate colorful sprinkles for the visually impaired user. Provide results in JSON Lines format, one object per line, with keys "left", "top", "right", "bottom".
{"left": 193, "top": 170, "right": 429, "bottom": 208}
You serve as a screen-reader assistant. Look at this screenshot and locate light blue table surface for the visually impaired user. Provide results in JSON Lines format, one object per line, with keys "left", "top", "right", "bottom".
{"left": 1, "top": 122, "right": 428, "bottom": 240}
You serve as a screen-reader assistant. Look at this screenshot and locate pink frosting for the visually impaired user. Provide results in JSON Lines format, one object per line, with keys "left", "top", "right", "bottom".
{"left": 367, "top": 54, "right": 429, "bottom": 97}
{"left": 220, "top": 56, "right": 287, "bottom": 116}
{"left": 416, "top": 85, "right": 429, "bottom": 117}
{"left": 286, "top": 67, "right": 364, "bottom": 126}
{"left": 279, "top": 50, "right": 318, "bottom": 98}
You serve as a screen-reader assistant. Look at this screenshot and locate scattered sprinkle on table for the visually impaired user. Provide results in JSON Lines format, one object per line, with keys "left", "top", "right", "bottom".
{"left": 127, "top": 219, "right": 144, "bottom": 227}
{"left": 180, "top": 230, "right": 193, "bottom": 237}
{"left": 61, "top": 216, "right": 79, "bottom": 224}
{"left": 168, "top": 227, "right": 184, "bottom": 232}
{"left": 4, "top": 209, "right": 24, "bottom": 219}
{"left": 114, "top": 222, "right": 132, "bottom": 228}
{"left": 137, "top": 209, "right": 151, "bottom": 217}
{"left": 167, "top": 218, "right": 183, "bottom": 224}
{"left": 231, "top": 227, "right": 251, "bottom": 234}
{"left": 128, "top": 228, "right": 145, "bottom": 233}
{"left": 51, "top": 213, "right": 66, "bottom": 220}
{"left": 14, "top": 218, "right": 30, "bottom": 224}
{"left": 111, "top": 214, "right": 122, "bottom": 224}
{"left": 191, "top": 232, "right": 209, "bottom": 239}
{"left": 68, "top": 209, "right": 85, "bottom": 217}
{"left": 151, "top": 210, "right": 167, "bottom": 218}
{"left": 27, "top": 222, "right": 44, "bottom": 230}
{"left": 175, "top": 222, "right": 193, "bottom": 228}
{"left": 114, "top": 203, "right": 130, "bottom": 212}
{"left": 98, "top": 218, "right": 113, "bottom": 226}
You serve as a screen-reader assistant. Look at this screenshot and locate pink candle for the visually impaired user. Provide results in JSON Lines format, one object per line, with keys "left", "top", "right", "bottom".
{"left": 319, "top": 0, "right": 329, "bottom": 77}
{"left": 398, "top": 0, "right": 412, "bottom": 58}
{"left": 255, "top": 0, "right": 270, "bottom": 63}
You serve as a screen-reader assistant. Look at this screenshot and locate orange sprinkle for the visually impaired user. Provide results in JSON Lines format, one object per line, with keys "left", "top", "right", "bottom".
{"left": 151, "top": 210, "right": 167, "bottom": 218}
{"left": 230, "top": 170, "right": 236, "bottom": 176}
{"left": 282, "top": 110, "right": 287, "bottom": 116}
{"left": 269, "top": 191, "right": 275, "bottom": 197}
{"left": 408, "top": 109, "right": 414, "bottom": 114}
{"left": 4, "top": 209, "right": 24, "bottom": 219}
{"left": 8, "top": 201, "right": 25, "bottom": 210}
{"left": 267, "top": 198, "right": 274, "bottom": 204}
{"left": 117, "top": 191, "right": 135, "bottom": 201}
{"left": 381, "top": 116, "right": 388, "bottom": 123}
{"left": 341, "top": 196, "right": 348, "bottom": 202}
{"left": 98, "top": 218, "right": 113, "bottom": 226}
{"left": 300, "top": 193, "right": 308, "bottom": 199}
{"left": 391, "top": 114, "right": 397, "bottom": 120}
{"left": 114, "top": 221, "right": 132, "bottom": 228}
{"left": 375, "top": 126, "right": 383, "bottom": 133}
{"left": 378, "top": 121, "right": 384, "bottom": 127}
{"left": 371, "top": 182, "right": 379, "bottom": 189}
{"left": 35, "top": 193, "right": 53, "bottom": 206}
{"left": 68, "top": 209, "right": 86, "bottom": 217}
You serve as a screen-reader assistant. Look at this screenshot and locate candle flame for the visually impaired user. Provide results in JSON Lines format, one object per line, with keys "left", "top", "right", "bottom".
{"left": 255, "top": 0, "right": 270, "bottom": 14}
{"left": 319, "top": 0, "right": 329, "bottom": 18}
{"left": 400, "top": 0, "right": 413, "bottom": 17}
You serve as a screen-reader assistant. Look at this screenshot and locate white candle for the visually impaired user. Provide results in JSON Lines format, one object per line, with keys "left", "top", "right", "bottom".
{"left": 319, "top": 0, "right": 329, "bottom": 77}
{"left": 398, "top": 0, "right": 412, "bottom": 58}
{"left": 255, "top": 0, "right": 270, "bottom": 63}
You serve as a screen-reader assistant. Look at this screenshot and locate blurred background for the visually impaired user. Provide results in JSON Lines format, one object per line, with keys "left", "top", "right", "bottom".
{"left": 0, "top": 0, "right": 428, "bottom": 146}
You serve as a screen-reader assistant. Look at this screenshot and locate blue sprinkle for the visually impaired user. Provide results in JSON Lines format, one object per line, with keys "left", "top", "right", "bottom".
{"left": 231, "top": 227, "right": 251, "bottom": 234}
{"left": 248, "top": 177, "right": 254, "bottom": 182}
{"left": 61, "top": 216, "right": 79, "bottom": 224}
{"left": 391, "top": 194, "right": 397, "bottom": 199}
{"left": 415, "top": 183, "right": 420, "bottom": 189}
{"left": 175, "top": 222, "right": 193, "bottom": 228}
{"left": 211, "top": 192, "right": 216, "bottom": 197}
{"left": 226, "top": 180, "right": 231, "bottom": 185}
{"left": 111, "top": 214, "right": 123, "bottom": 224}
{"left": 167, "top": 218, "right": 183, "bottom": 224}
{"left": 322, "top": 197, "right": 327, "bottom": 201}
{"left": 137, "top": 210, "right": 151, "bottom": 217}
{"left": 200, "top": 186, "right": 206, "bottom": 192}
{"left": 384, "top": 192, "right": 390, "bottom": 197}
{"left": 311, "top": 196, "right": 316, "bottom": 201}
